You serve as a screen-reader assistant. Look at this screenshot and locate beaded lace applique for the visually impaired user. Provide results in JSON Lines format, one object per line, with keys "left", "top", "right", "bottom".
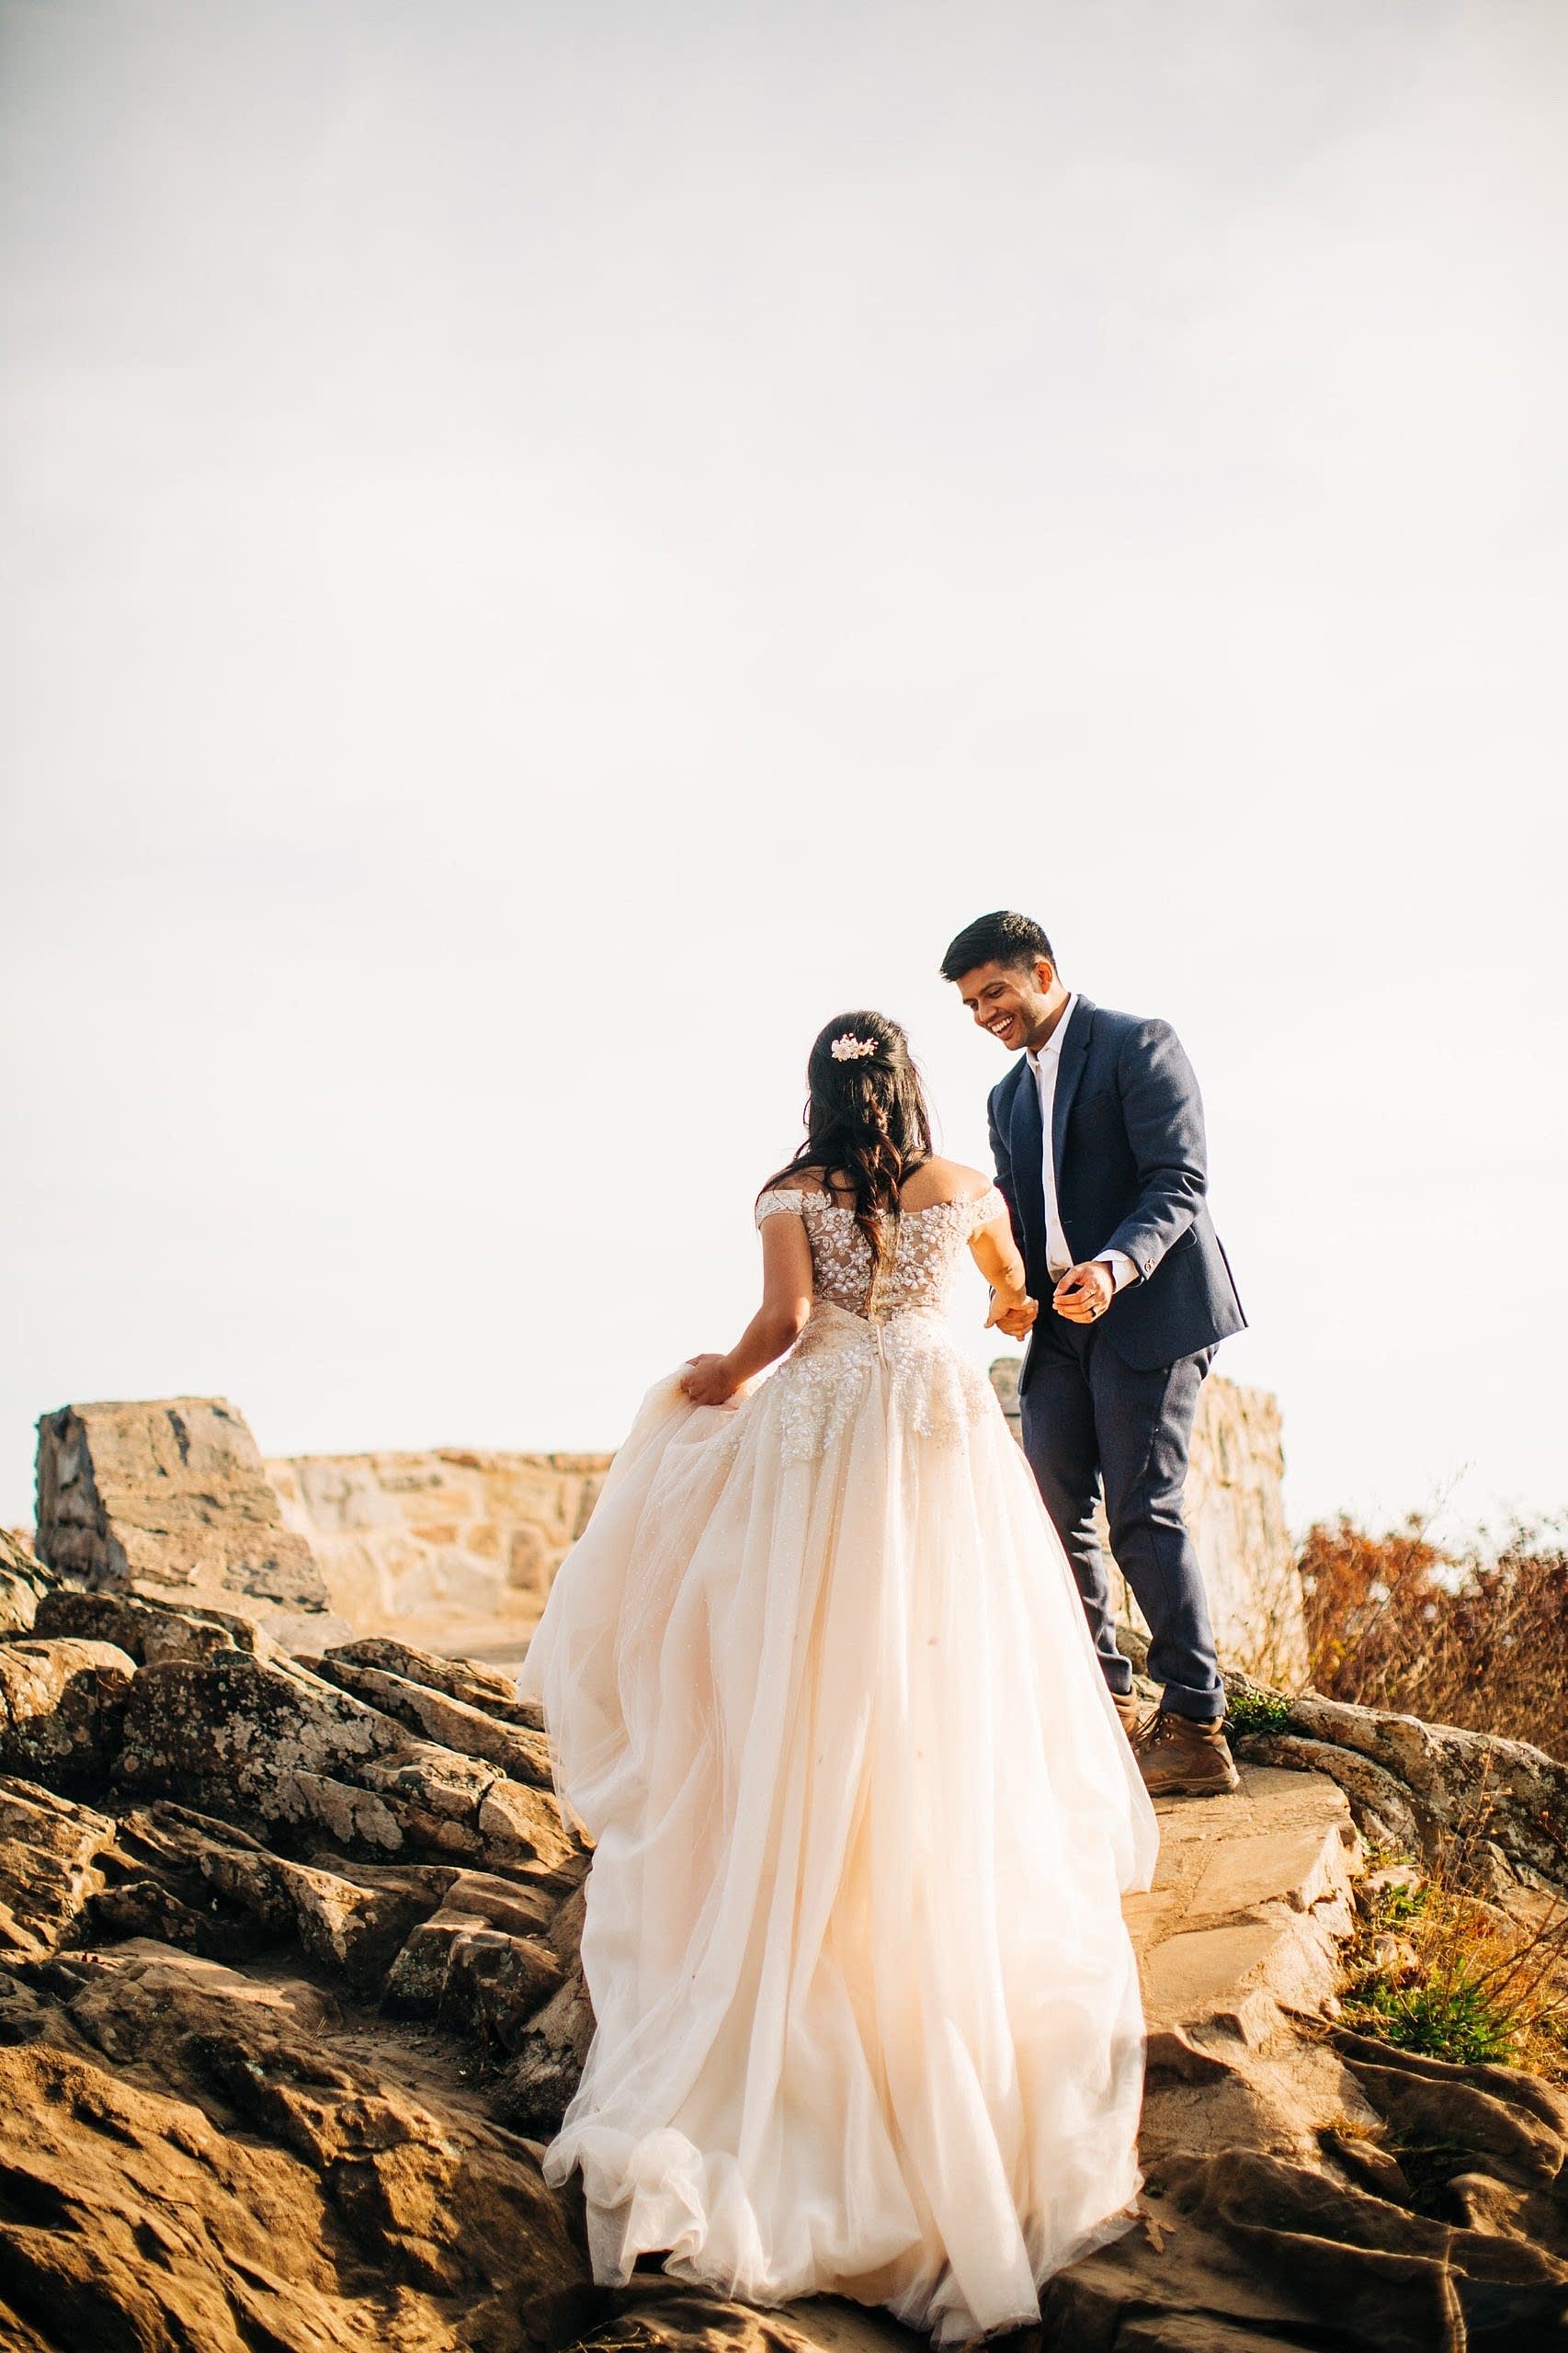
{"left": 741, "top": 1188, "right": 1009, "bottom": 1462}
{"left": 753, "top": 1188, "right": 1006, "bottom": 1319}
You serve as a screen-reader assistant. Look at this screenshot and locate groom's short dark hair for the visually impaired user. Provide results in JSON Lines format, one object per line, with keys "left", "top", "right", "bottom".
{"left": 939, "top": 911, "right": 1056, "bottom": 983}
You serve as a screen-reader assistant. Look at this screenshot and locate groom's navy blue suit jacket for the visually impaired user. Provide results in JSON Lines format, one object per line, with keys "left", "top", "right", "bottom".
{"left": 988, "top": 997, "right": 1245, "bottom": 1387}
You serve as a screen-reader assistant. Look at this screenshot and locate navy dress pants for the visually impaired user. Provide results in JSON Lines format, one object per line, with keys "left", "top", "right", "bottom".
{"left": 1018, "top": 1306, "right": 1225, "bottom": 1723}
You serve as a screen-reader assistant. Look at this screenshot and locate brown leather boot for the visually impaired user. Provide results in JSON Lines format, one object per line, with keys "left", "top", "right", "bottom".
{"left": 1110, "top": 1689, "right": 1145, "bottom": 1742}
{"left": 1135, "top": 1710, "right": 1241, "bottom": 1798}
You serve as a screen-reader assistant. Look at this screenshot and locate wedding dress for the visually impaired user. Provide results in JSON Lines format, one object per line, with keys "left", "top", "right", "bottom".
{"left": 517, "top": 1185, "right": 1159, "bottom": 2345}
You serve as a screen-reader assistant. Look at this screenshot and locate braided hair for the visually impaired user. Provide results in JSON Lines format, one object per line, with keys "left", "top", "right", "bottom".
{"left": 759, "top": 1011, "right": 935, "bottom": 1261}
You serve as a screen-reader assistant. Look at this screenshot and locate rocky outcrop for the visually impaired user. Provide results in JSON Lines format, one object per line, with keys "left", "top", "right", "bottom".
{"left": 1052, "top": 2098, "right": 1568, "bottom": 2353}
{"left": 115, "top": 1648, "right": 584, "bottom": 1887}
{"left": 266, "top": 1447, "right": 611, "bottom": 1661}
{"left": 0, "top": 1591, "right": 906, "bottom": 2350}
{"left": 1106, "top": 1611, "right": 1568, "bottom": 1896}
{"left": 3, "top": 1484, "right": 1565, "bottom": 2346}
{"left": 0, "top": 1941, "right": 588, "bottom": 2351}
{"left": 1130, "top": 1765, "right": 1367, "bottom": 2165}
{"left": 35, "top": 1398, "right": 350, "bottom": 1652}
{"left": 990, "top": 1361, "right": 1308, "bottom": 1687}
{"left": 305, "top": 1643, "right": 554, "bottom": 1785}
{"left": 1231, "top": 1680, "right": 1568, "bottom": 1894}
{"left": 33, "top": 1580, "right": 292, "bottom": 1664}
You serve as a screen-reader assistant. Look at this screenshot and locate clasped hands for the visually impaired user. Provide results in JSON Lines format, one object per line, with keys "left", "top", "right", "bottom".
{"left": 984, "top": 1289, "right": 1038, "bottom": 1340}
{"left": 986, "top": 1259, "right": 1116, "bottom": 1339}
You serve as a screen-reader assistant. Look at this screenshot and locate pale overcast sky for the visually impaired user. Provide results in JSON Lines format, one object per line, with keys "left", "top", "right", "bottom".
{"left": 3, "top": 0, "right": 1564, "bottom": 1541}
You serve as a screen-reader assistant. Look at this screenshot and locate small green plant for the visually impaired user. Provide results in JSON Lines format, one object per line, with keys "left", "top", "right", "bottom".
{"left": 1374, "top": 1877, "right": 1426, "bottom": 1929}
{"left": 1339, "top": 1798, "right": 1568, "bottom": 2080}
{"left": 1224, "top": 1685, "right": 1292, "bottom": 1736}
{"left": 1344, "top": 1969, "right": 1521, "bottom": 2067}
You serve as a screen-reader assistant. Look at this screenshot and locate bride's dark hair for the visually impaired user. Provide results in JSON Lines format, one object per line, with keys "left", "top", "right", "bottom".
{"left": 760, "top": 1011, "right": 935, "bottom": 1258}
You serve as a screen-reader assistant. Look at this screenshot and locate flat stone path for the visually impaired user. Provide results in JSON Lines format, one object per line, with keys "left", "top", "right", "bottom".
{"left": 1132, "top": 1762, "right": 1360, "bottom": 2024}
{"left": 1128, "top": 1760, "right": 1367, "bottom": 2167}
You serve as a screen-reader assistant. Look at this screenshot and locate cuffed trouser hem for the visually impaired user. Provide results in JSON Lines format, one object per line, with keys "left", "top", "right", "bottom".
{"left": 1155, "top": 1683, "right": 1228, "bottom": 1725}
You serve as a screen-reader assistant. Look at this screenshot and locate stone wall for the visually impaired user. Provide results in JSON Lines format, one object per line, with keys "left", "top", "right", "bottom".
{"left": 265, "top": 1449, "right": 611, "bottom": 1663}
{"left": 988, "top": 1362, "right": 1308, "bottom": 1686}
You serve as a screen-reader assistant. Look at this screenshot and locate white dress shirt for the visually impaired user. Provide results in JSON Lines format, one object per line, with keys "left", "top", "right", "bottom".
{"left": 1028, "top": 995, "right": 1140, "bottom": 1295}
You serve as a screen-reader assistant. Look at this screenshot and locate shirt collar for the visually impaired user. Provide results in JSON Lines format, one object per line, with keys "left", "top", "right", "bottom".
{"left": 1028, "top": 992, "right": 1078, "bottom": 1072}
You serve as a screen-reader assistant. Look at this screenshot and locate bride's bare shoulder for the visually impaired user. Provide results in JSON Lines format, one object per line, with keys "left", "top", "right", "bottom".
{"left": 757, "top": 1166, "right": 829, "bottom": 1197}
{"left": 899, "top": 1156, "right": 993, "bottom": 1209}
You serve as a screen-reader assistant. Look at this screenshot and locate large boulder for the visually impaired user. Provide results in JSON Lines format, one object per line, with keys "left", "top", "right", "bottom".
{"left": 35, "top": 1398, "right": 351, "bottom": 1653}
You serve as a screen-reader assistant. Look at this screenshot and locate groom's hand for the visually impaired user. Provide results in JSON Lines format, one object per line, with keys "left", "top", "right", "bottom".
{"left": 1053, "top": 1262, "right": 1116, "bottom": 1324}
{"left": 986, "top": 1292, "right": 1038, "bottom": 1338}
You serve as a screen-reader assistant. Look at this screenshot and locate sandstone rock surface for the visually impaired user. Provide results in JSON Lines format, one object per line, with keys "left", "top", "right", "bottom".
{"left": 0, "top": 1636, "right": 136, "bottom": 1788}
{"left": 0, "top": 1611, "right": 905, "bottom": 2352}
{"left": 115, "top": 1650, "right": 584, "bottom": 1888}
{"left": 4, "top": 1493, "right": 1565, "bottom": 2346}
{"left": 36, "top": 1398, "right": 350, "bottom": 1651}
{"left": 0, "top": 1942, "right": 588, "bottom": 2351}
{"left": 0, "top": 1525, "right": 51, "bottom": 1635}
{"left": 1229, "top": 1678, "right": 1568, "bottom": 1893}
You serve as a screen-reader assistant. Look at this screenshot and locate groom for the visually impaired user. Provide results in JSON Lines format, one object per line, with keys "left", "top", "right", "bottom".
{"left": 942, "top": 910, "right": 1246, "bottom": 1799}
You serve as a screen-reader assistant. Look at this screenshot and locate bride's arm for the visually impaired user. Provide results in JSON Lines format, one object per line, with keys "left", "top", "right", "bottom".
{"left": 680, "top": 1212, "right": 814, "bottom": 1405}
{"left": 969, "top": 1208, "right": 1039, "bottom": 1336}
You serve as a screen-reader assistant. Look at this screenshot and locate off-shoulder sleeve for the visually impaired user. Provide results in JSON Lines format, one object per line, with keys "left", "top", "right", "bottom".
{"left": 966, "top": 1186, "right": 1009, "bottom": 1236}
{"left": 755, "top": 1189, "right": 809, "bottom": 1227}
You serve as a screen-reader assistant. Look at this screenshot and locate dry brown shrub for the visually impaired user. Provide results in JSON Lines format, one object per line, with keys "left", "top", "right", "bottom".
{"left": 1299, "top": 1515, "right": 1568, "bottom": 1761}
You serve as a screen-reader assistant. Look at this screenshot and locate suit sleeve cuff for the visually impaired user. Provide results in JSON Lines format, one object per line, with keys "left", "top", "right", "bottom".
{"left": 1096, "top": 1250, "right": 1140, "bottom": 1292}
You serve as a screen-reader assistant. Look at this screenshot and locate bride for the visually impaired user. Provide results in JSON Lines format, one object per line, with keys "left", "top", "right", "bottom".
{"left": 517, "top": 1010, "right": 1159, "bottom": 2345}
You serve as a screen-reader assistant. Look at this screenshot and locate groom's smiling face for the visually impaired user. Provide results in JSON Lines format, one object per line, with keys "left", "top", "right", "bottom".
{"left": 954, "top": 958, "right": 1061, "bottom": 1054}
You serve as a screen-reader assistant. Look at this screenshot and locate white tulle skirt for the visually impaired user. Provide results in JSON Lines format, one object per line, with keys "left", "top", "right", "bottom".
{"left": 517, "top": 1303, "right": 1159, "bottom": 2345}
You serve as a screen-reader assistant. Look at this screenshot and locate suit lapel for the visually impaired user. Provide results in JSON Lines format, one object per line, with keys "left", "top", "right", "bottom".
{"left": 1050, "top": 996, "right": 1095, "bottom": 1181}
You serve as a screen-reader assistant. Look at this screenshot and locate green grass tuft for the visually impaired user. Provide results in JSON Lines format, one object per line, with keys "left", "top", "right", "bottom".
{"left": 1224, "top": 1685, "right": 1293, "bottom": 1736}
{"left": 1343, "top": 1970, "right": 1521, "bottom": 2068}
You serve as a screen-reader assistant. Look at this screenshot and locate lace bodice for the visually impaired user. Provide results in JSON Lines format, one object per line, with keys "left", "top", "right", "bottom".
{"left": 755, "top": 1187, "right": 1007, "bottom": 1319}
